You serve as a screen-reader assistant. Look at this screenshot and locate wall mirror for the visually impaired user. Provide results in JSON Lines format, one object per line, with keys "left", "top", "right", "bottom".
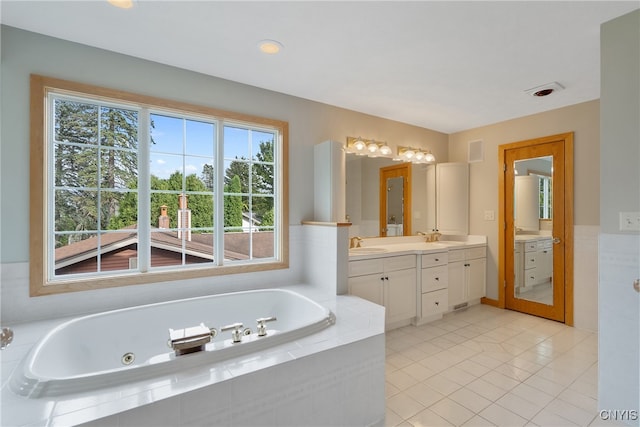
{"left": 346, "top": 157, "right": 429, "bottom": 237}
{"left": 513, "top": 155, "right": 554, "bottom": 305}
{"left": 379, "top": 164, "right": 411, "bottom": 237}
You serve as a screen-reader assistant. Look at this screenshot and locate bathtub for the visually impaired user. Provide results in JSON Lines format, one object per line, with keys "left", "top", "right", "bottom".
{"left": 10, "top": 288, "right": 335, "bottom": 398}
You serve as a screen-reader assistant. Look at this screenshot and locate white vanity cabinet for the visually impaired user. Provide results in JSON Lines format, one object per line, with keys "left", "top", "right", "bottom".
{"left": 420, "top": 251, "right": 449, "bottom": 317}
{"left": 516, "top": 237, "right": 553, "bottom": 290}
{"left": 447, "top": 246, "right": 486, "bottom": 308}
{"left": 348, "top": 255, "right": 417, "bottom": 327}
{"left": 426, "top": 163, "right": 469, "bottom": 235}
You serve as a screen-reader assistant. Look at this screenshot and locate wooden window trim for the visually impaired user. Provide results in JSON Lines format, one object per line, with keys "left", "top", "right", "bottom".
{"left": 29, "top": 74, "right": 289, "bottom": 296}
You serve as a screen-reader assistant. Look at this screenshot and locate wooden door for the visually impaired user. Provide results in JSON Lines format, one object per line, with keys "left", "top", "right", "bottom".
{"left": 499, "top": 133, "right": 574, "bottom": 323}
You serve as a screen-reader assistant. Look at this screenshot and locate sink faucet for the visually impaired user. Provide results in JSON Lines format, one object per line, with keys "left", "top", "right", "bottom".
{"left": 350, "top": 236, "right": 363, "bottom": 248}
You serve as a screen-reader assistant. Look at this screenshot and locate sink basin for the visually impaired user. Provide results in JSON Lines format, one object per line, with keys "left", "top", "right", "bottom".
{"left": 349, "top": 247, "right": 388, "bottom": 255}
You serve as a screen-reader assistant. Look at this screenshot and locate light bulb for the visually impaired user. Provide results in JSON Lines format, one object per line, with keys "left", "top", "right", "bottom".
{"left": 379, "top": 144, "right": 392, "bottom": 156}
{"left": 403, "top": 149, "right": 415, "bottom": 159}
{"left": 425, "top": 152, "right": 436, "bottom": 163}
{"left": 367, "top": 142, "right": 379, "bottom": 153}
{"left": 353, "top": 138, "right": 366, "bottom": 151}
{"left": 414, "top": 151, "right": 425, "bottom": 161}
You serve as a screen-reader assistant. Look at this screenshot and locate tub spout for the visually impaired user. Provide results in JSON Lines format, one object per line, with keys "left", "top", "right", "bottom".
{"left": 168, "top": 323, "right": 215, "bottom": 355}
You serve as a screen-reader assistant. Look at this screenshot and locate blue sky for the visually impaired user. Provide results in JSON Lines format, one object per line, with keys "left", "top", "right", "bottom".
{"left": 149, "top": 114, "right": 273, "bottom": 180}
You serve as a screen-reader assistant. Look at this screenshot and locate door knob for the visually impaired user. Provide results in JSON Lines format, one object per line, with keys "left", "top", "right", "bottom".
{"left": 553, "top": 237, "right": 561, "bottom": 244}
{"left": 634, "top": 279, "right": 639, "bottom": 293}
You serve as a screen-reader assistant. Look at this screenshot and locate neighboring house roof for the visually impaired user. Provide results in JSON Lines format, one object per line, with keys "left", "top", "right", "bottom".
{"left": 54, "top": 225, "right": 225, "bottom": 269}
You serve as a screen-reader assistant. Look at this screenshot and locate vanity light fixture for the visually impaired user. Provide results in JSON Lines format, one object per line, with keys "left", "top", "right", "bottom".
{"left": 345, "top": 137, "right": 394, "bottom": 159}
{"left": 397, "top": 146, "right": 436, "bottom": 164}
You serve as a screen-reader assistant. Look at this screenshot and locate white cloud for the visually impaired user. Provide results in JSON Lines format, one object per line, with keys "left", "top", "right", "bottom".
{"left": 157, "top": 159, "right": 166, "bottom": 165}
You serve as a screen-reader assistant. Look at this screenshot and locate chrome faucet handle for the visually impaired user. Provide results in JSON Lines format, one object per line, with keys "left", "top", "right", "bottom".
{"left": 221, "top": 322, "right": 245, "bottom": 343}
{"left": 256, "top": 316, "right": 277, "bottom": 337}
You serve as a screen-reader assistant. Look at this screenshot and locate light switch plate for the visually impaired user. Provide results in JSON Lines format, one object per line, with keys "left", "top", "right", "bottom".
{"left": 484, "top": 210, "right": 495, "bottom": 221}
{"left": 619, "top": 212, "right": 640, "bottom": 231}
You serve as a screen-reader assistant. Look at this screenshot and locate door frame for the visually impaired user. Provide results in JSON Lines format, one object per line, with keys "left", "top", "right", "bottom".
{"left": 379, "top": 163, "right": 412, "bottom": 237}
{"left": 497, "top": 132, "right": 574, "bottom": 325}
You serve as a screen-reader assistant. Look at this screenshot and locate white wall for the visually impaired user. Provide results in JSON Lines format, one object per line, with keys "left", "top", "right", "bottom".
{"left": 598, "top": 10, "right": 639, "bottom": 425}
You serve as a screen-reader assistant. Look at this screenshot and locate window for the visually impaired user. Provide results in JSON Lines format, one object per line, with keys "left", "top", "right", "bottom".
{"left": 30, "top": 75, "right": 288, "bottom": 296}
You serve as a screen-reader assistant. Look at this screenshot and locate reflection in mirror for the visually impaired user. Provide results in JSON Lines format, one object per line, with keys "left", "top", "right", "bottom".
{"left": 386, "top": 176, "right": 404, "bottom": 236}
{"left": 513, "top": 156, "right": 554, "bottom": 305}
{"left": 346, "top": 157, "right": 427, "bottom": 237}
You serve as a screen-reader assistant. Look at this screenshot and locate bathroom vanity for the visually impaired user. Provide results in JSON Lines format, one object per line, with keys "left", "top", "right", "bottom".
{"left": 348, "top": 236, "right": 486, "bottom": 329}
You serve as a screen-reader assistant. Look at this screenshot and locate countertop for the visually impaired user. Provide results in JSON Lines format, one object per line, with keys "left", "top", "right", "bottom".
{"left": 348, "top": 235, "right": 487, "bottom": 260}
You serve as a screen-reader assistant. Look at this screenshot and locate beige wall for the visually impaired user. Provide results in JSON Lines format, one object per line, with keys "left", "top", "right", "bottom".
{"left": 448, "top": 100, "right": 600, "bottom": 299}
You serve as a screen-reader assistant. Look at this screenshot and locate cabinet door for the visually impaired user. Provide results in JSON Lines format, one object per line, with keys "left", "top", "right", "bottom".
{"left": 348, "top": 274, "right": 383, "bottom": 306}
{"left": 447, "top": 260, "right": 465, "bottom": 307}
{"left": 385, "top": 268, "right": 417, "bottom": 324}
{"left": 467, "top": 257, "right": 487, "bottom": 301}
{"left": 436, "top": 163, "right": 469, "bottom": 235}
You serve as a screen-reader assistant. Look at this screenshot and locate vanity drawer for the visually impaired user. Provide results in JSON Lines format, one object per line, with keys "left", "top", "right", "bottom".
{"left": 524, "top": 241, "right": 538, "bottom": 252}
{"left": 525, "top": 252, "right": 537, "bottom": 269}
{"left": 384, "top": 255, "right": 416, "bottom": 272}
{"left": 465, "top": 246, "right": 486, "bottom": 260}
{"left": 421, "top": 289, "right": 448, "bottom": 317}
{"left": 348, "top": 258, "right": 383, "bottom": 277}
{"left": 422, "top": 252, "right": 448, "bottom": 268}
{"left": 447, "top": 249, "right": 465, "bottom": 263}
{"left": 525, "top": 271, "right": 537, "bottom": 287}
{"left": 422, "top": 265, "right": 448, "bottom": 292}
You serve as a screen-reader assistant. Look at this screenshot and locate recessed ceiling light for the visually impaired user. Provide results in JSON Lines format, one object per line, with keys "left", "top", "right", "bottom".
{"left": 258, "top": 40, "right": 283, "bottom": 55}
{"left": 108, "top": 0, "right": 135, "bottom": 9}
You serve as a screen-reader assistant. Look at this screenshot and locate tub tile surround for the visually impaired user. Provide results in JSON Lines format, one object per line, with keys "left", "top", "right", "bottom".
{"left": 0, "top": 287, "right": 385, "bottom": 426}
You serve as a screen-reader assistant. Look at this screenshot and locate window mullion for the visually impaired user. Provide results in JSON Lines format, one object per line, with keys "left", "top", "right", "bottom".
{"left": 214, "top": 122, "right": 224, "bottom": 266}
{"left": 138, "top": 109, "right": 151, "bottom": 272}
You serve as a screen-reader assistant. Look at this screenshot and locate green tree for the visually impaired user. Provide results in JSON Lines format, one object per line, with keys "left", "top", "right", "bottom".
{"left": 224, "top": 175, "right": 243, "bottom": 228}
{"left": 54, "top": 99, "right": 149, "bottom": 245}
{"left": 109, "top": 172, "right": 213, "bottom": 231}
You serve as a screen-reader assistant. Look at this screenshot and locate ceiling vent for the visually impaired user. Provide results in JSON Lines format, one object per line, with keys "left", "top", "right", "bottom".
{"left": 524, "top": 82, "right": 565, "bottom": 97}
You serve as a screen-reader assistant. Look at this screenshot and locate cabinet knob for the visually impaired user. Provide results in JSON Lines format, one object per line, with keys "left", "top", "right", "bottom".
{"left": 435, "top": 277, "right": 439, "bottom": 281}
{"left": 435, "top": 301, "right": 439, "bottom": 306}
{"left": 435, "top": 258, "right": 439, "bottom": 262}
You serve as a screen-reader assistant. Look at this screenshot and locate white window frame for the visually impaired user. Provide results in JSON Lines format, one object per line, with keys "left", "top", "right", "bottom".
{"left": 30, "top": 75, "right": 289, "bottom": 296}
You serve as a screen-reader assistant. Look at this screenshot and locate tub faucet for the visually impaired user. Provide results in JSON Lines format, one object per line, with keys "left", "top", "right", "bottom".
{"left": 221, "top": 322, "right": 251, "bottom": 343}
{"left": 256, "top": 316, "right": 277, "bottom": 337}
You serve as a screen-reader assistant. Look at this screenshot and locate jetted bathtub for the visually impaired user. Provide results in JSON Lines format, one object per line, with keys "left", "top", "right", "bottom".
{"left": 10, "top": 288, "right": 335, "bottom": 398}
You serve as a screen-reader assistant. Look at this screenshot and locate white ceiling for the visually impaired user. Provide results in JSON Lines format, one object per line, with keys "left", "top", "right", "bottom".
{"left": 2, "top": 1, "right": 638, "bottom": 133}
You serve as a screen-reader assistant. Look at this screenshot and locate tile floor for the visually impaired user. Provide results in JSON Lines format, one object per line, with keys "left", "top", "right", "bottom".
{"left": 385, "top": 304, "right": 627, "bottom": 427}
